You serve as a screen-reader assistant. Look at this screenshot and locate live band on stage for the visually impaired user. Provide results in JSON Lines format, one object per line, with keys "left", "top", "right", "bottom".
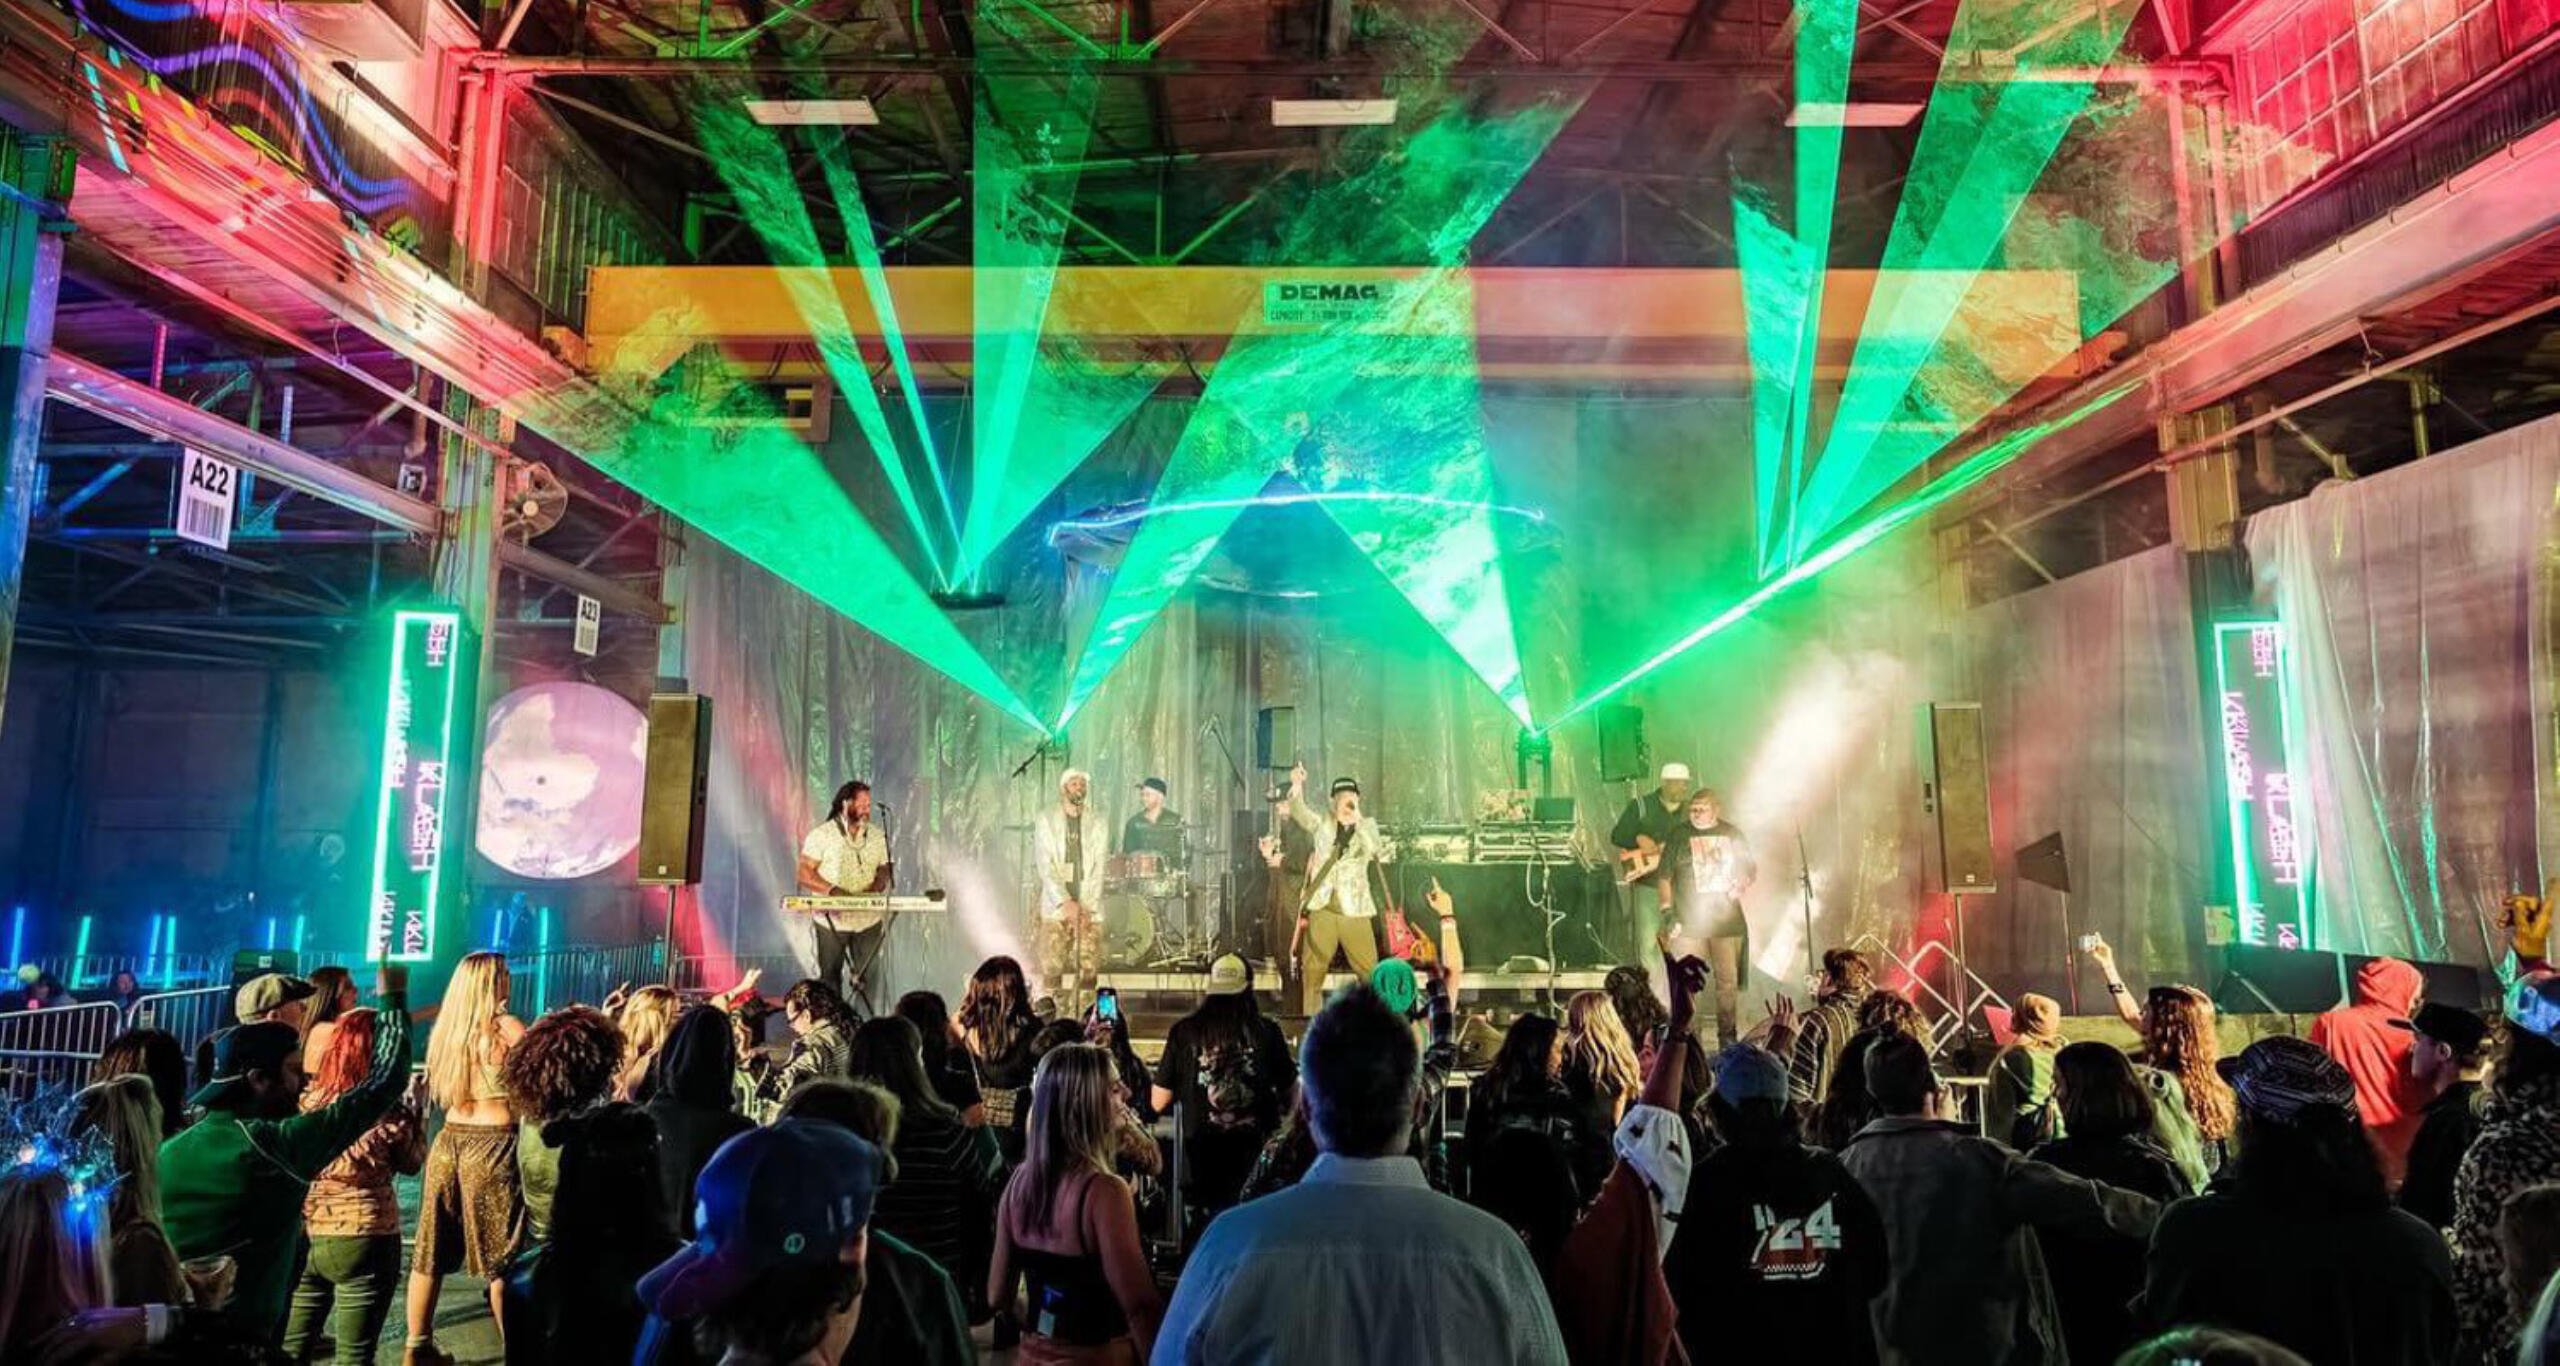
{"left": 779, "top": 757, "right": 1758, "bottom": 1026}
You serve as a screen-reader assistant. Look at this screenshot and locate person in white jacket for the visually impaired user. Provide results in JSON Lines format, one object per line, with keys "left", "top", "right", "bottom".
{"left": 1033, "top": 768, "right": 1112, "bottom": 1011}
{"left": 1285, "top": 761, "right": 1387, "bottom": 1015}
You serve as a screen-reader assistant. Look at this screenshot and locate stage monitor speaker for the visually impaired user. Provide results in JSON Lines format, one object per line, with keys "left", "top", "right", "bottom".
{"left": 1255, "top": 707, "right": 1294, "bottom": 771}
{"left": 230, "top": 950, "right": 300, "bottom": 988}
{"left": 1596, "top": 705, "right": 1648, "bottom": 783}
{"left": 2217, "top": 944, "right": 2344, "bottom": 1015}
{"left": 1533, "top": 795, "right": 1577, "bottom": 823}
{"left": 639, "top": 694, "right": 713, "bottom": 886}
{"left": 1918, "top": 703, "right": 1996, "bottom": 893}
{"left": 2017, "top": 833, "right": 2070, "bottom": 894}
{"left": 2348, "top": 954, "right": 2496, "bottom": 1013}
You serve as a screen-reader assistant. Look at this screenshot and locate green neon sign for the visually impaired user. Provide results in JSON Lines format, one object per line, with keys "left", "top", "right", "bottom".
{"left": 2212, "top": 620, "right": 2312, "bottom": 949}
{"left": 367, "top": 609, "right": 474, "bottom": 962}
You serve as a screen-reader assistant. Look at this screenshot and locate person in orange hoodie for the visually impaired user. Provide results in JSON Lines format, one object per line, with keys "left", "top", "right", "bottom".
{"left": 2310, "top": 957, "right": 2431, "bottom": 1187}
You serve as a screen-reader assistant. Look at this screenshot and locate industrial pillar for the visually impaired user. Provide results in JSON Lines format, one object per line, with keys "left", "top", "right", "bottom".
{"left": 430, "top": 386, "right": 501, "bottom": 960}
{"left": 0, "top": 132, "right": 72, "bottom": 735}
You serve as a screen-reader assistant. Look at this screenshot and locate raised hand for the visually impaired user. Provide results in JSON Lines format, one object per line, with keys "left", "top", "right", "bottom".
{"left": 1426, "top": 878, "right": 1454, "bottom": 919}
{"left": 1666, "top": 953, "right": 1708, "bottom": 1027}
{"left": 1290, "top": 760, "right": 1308, "bottom": 793}
{"left": 2084, "top": 933, "right": 2117, "bottom": 972}
{"left": 2503, "top": 887, "right": 2554, "bottom": 960}
{"left": 602, "top": 981, "right": 633, "bottom": 1015}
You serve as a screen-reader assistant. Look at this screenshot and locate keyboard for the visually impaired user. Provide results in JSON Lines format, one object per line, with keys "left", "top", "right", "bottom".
{"left": 780, "top": 894, "right": 947, "bottom": 914}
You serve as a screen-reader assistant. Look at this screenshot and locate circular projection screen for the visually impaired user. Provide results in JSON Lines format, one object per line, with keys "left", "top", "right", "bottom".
{"left": 476, "top": 682, "right": 647, "bottom": 879}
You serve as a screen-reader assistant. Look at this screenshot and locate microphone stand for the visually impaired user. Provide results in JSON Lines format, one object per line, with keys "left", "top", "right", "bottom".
{"left": 1201, "top": 717, "right": 1255, "bottom": 961}
{"left": 1797, "top": 827, "right": 1817, "bottom": 981}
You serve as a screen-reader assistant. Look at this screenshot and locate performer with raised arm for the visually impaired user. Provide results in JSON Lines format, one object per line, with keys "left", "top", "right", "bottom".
{"left": 1667, "top": 786, "right": 1756, "bottom": 1048}
{"left": 795, "top": 780, "right": 892, "bottom": 1002}
{"left": 1285, "top": 760, "right": 1387, "bottom": 1015}
{"left": 1033, "top": 768, "right": 1112, "bottom": 1012}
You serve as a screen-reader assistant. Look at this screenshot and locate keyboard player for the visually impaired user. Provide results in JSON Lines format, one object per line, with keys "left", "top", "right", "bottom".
{"left": 796, "top": 779, "right": 893, "bottom": 1002}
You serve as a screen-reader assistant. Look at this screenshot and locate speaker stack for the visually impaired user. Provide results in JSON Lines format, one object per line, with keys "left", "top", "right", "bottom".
{"left": 639, "top": 694, "right": 712, "bottom": 886}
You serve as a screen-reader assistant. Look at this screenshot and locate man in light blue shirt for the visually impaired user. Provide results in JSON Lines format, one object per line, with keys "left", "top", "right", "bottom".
{"left": 1152, "top": 986, "right": 1566, "bottom": 1366}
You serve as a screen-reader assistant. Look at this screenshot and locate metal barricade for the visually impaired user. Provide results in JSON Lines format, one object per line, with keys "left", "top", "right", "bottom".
{"left": 1850, "top": 932, "right": 2012, "bottom": 1058}
{"left": 505, "top": 941, "right": 669, "bottom": 1017}
{"left": 668, "top": 954, "right": 801, "bottom": 997}
{"left": 0, "top": 1001, "right": 124, "bottom": 1097}
{"left": 125, "top": 986, "right": 239, "bottom": 1055}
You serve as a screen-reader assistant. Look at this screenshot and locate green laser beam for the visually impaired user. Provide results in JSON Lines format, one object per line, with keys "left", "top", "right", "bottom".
{"left": 1547, "top": 380, "right": 2140, "bottom": 729}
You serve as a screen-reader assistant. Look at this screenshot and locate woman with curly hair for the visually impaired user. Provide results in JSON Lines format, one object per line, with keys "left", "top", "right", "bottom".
{"left": 2088, "top": 938, "right": 2234, "bottom": 1191}
{"left": 499, "top": 1005, "right": 623, "bottom": 1246}
{"left": 287, "top": 1006, "right": 426, "bottom": 1365}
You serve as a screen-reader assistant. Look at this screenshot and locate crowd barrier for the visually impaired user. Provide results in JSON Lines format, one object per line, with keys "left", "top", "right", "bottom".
{"left": 0, "top": 1001, "right": 124, "bottom": 1097}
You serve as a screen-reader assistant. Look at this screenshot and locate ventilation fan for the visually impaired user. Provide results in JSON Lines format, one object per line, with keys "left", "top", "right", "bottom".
{"left": 498, "top": 459, "right": 568, "bottom": 541}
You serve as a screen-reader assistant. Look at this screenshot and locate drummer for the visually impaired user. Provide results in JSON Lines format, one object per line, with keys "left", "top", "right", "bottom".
{"left": 1121, "top": 777, "right": 1187, "bottom": 863}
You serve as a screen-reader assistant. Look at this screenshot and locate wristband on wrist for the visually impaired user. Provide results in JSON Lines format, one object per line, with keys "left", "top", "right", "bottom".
{"left": 2106, "top": 982, "right": 2128, "bottom": 995}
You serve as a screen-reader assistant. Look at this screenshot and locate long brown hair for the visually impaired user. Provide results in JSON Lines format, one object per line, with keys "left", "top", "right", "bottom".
{"left": 0, "top": 1170, "right": 109, "bottom": 1357}
{"left": 960, "top": 956, "right": 1035, "bottom": 1061}
{"left": 306, "top": 966, "right": 356, "bottom": 1028}
{"left": 2145, "top": 986, "right": 2234, "bottom": 1141}
{"left": 1012, "top": 1043, "right": 1119, "bottom": 1237}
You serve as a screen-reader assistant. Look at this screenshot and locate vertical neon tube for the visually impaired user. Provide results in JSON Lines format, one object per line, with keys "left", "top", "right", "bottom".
{"left": 292, "top": 914, "right": 306, "bottom": 956}
{"left": 159, "top": 918, "right": 177, "bottom": 989}
{"left": 144, "top": 913, "right": 162, "bottom": 982}
{"left": 6, "top": 905, "right": 22, "bottom": 972}
{"left": 263, "top": 917, "right": 278, "bottom": 952}
{"left": 72, "top": 915, "right": 91, "bottom": 987}
{"left": 535, "top": 906, "right": 552, "bottom": 1013}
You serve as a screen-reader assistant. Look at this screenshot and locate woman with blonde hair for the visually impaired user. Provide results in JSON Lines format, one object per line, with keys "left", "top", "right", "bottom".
{"left": 67, "top": 1075, "right": 195, "bottom": 1310}
{"left": 403, "top": 951, "right": 526, "bottom": 1365}
{"left": 611, "top": 984, "right": 680, "bottom": 1102}
{"left": 991, "top": 1043, "right": 1165, "bottom": 1364}
{"left": 1561, "top": 991, "right": 1642, "bottom": 1195}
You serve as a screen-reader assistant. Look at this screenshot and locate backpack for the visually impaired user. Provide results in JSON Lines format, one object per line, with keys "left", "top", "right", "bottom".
{"left": 1197, "top": 1031, "right": 1267, "bottom": 1132}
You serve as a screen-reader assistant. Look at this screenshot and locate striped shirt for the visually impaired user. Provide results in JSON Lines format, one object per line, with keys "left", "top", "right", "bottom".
{"left": 871, "top": 1108, "right": 1006, "bottom": 1277}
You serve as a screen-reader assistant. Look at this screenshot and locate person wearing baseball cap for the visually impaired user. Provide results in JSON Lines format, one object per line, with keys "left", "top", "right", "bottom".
{"left": 2393, "top": 1001, "right": 2490, "bottom": 1229}
{"left": 1033, "top": 768, "right": 1110, "bottom": 1013}
{"left": 1148, "top": 952, "right": 1293, "bottom": 1215}
{"left": 1120, "top": 775, "right": 1187, "bottom": 863}
{"left": 160, "top": 965, "right": 412, "bottom": 1347}
{"left": 235, "top": 971, "right": 319, "bottom": 1034}
{"left": 2140, "top": 1035, "right": 2456, "bottom": 1364}
{"left": 636, "top": 1120, "right": 887, "bottom": 1365}
{"left": 2446, "top": 892, "right": 2560, "bottom": 1356}
{"left": 1282, "top": 759, "right": 1390, "bottom": 1017}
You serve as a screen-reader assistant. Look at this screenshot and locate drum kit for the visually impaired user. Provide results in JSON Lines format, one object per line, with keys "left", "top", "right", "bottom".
{"left": 1103, "top": 844, "right": 1214, "bottom": 967}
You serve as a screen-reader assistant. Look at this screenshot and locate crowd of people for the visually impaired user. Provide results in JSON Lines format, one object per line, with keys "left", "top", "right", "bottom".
{"left": 1, "top": 889, "right": 2557, "bottom": 1366}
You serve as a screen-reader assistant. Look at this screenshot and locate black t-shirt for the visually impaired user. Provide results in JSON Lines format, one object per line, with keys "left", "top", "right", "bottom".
{"left": 1665, "top": 1140, "right": 1889, "bottom": 1366}
{"left": 1154, "top": 1010, "right": 1294, "bottom": 1139}
{"left": 1120, "top": 810, "right": 1187, "bottom": 860}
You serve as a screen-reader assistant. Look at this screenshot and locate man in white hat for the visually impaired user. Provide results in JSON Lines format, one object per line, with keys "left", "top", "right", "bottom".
{"left": 1033, "top": 767, "right": 1112, "bottom": 1012}
{"left": 1611, "top": 762, "right": 1696, "bottom": 914}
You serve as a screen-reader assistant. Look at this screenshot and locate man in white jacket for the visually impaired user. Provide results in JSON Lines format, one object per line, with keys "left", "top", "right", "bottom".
{"left": 1033, "top": 767, "right": 1112, "bottom": 1011}
{"left": 1286, "top": 761, "right": 1386, "bottom": 1015}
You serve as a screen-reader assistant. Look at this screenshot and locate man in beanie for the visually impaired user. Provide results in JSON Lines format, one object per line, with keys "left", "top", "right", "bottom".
{"left": 634, "top": 1120, "right": 889, "bottom": 1366}
{"left": 2394, "top": 1001, "right": 2490, "bottom": 1229}
{"left": 161, "top": 964, "right": 410, "bottom": 1346}
{"left": 2137, "top": 1034, "right": 2455, "bottom": 1364}
{"left": 1668, "top": 1038, "right": 1888, "bottom": 1364}
{"left": 1839, "top": 1032, "right": 2160, "bottom": 1365}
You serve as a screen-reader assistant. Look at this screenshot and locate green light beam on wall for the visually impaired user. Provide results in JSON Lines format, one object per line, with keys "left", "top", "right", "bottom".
{"left": 693, "top": 98, "right": 955, "bottom": 583}
{"left": 1547, "top": 381, "right": 2139, "bottom": 728}
{"left": 1789, "top": 0, "right": 2136, "bottom": 554}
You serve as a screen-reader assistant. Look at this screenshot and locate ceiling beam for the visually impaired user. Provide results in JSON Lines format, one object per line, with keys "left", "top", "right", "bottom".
{"left": 496, "top": 52, "right": 2222, "bottom": 83}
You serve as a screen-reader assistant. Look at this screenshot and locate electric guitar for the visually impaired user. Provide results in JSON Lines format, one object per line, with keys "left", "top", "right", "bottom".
{"left": 1617, "top": 834, "right": 1665, "bottom": 885}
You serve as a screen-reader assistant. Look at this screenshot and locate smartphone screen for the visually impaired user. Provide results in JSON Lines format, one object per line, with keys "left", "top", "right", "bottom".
{"left": 1096, "top": 989, "right": 1119, "bottom": 1020}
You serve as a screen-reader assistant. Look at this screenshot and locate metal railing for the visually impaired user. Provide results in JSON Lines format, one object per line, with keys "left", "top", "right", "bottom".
{"left": 668, "top": 954, "right": 802, "bottom": 997}
{"left": 123, "top": 987, "right": 238, "bottom": 1056}
{"left": 505, "top": 941, "right": 669, "bottom": 1017}
{"left": 1850, "top": 932, "right": 2012, "bottom": 1059}
{"left": 35, "top": 953, "right": 227, "bottom": 992}
{"left": 0, "top": 1002, "right": 125, "bottom": 1098}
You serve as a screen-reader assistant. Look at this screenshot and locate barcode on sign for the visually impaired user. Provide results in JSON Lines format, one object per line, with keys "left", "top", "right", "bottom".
{"left": 179, "top": 498, "right": 227, "bottom": 543}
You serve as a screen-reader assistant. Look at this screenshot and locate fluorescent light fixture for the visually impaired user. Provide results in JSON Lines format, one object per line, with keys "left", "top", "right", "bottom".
{"left": 1272, "top": 99, "right": 1398, "bottom": 127}
{"left": 1786, "top": 102, "right": 1924, "bottom": 127}
{"left": 745, "top": 99, "right": 879, "bottom": 127}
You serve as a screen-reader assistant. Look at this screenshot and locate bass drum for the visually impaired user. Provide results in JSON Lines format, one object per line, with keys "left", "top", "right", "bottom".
{"left": 1103, "top": 893, "right": 1158, "bottom": 967}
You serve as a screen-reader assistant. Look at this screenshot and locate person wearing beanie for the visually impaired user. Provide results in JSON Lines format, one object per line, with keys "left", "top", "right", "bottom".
{"left": 2136, "top": 1035, "right": 2456, "bottom": 1364}
{"left": 1667, "top": 1035, "right": 1888, "bottom": 1364}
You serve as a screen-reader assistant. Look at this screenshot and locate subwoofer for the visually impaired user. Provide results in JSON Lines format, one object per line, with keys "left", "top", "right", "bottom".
{"left": 638, "top": 694, "right": 712, "bottom": 885}
{"left": 1255, "top": 706, "right": 1295, "bottom": 771}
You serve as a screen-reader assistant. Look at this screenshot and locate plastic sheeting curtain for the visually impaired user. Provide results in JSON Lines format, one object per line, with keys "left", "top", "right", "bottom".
{"left": 2247, "top": 410, "right": 2560, "bottom": 969}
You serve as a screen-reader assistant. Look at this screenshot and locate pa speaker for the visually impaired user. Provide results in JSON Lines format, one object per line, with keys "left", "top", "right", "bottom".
{"left": 639, "top": 694, "right": 712, "bottom": 885}
{"left": 2217, "top": 944, "right": 2344, "bottom": 1014}
{"left": 1255, "top": 707, "right": 1294, "bottom": 771}
{"left": 1918, "top": 702, "right": 1996, "bottom": 893}
{"left": 1596, "top": 705, "right": 1648, "bottom": 782}
{"left": 230, "top": 950, "right": 300, "bottom": 989}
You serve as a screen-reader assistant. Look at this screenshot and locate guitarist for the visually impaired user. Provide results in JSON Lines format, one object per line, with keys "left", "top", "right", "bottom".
{"left": 1611, "top": 762, "right": 1696, "bottom": 917}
